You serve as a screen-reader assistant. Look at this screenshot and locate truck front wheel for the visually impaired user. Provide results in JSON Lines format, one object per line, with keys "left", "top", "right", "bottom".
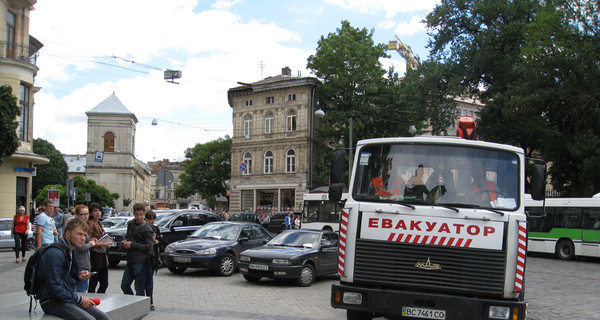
{"left": 555, "top": 239, "right": 575, "bottom": 260}
{"left": 347, "top": 310, "right": 373, "bottom": 320}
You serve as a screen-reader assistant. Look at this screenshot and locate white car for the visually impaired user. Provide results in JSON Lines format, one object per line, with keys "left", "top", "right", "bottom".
{"left": 0, "top": 218, "right": 35, "bottom": 250}
{"left": 101, "top": 216, "right": 133, "bottom": 231}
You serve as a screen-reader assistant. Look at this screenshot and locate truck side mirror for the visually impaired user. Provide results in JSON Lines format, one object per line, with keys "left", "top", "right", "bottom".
{"left": 329, "top": 149, "right": 346, "bottom": 202}
{"left": 530, "top": 164, "right": 546, "bottom": 201}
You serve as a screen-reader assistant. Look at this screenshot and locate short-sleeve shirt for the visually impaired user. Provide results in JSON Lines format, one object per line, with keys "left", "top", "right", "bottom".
{"left": 36, "top": 213, "right": 55, "bottom": 245}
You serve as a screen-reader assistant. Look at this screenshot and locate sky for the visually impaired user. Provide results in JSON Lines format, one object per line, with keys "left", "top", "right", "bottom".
{"left": 30, "top": 0, "right": 441, "bottom": 163}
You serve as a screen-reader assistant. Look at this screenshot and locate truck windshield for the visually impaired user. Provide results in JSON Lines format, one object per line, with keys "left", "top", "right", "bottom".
{"left": 353, "top": 143, "right": 520, "bottom": 210}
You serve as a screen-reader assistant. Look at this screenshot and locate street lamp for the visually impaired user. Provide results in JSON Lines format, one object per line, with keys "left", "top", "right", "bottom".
{"left": 314, "top": 109, "right": 353, "bottom": 186}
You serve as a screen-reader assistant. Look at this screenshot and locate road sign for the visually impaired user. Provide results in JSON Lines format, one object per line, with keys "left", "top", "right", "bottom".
{"left": 240, "top": 162, "right": 247, "bottom": 171}
{"left": 48, "top": 189, "right": 60, "bottom": 207}
{"left": 157, "top": 169, "right": 174, "bottom": 186}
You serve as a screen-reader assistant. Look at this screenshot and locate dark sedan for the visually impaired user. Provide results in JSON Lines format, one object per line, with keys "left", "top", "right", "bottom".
{"left": 163, "top": 221, "right": 272, "bottom": 276}
{"left": 238, "top": 230, "right": 339, "bottom": 286}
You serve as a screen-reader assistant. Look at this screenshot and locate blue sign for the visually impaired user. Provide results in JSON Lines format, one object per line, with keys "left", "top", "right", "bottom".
{"left": 94, "top": 151, "right": 104, "bottom": 163}
{"left": 72, "top": 188, "right": 77, "bottom": 201}
{"left": 240, "top": 162, "right": 247, "bottom": 171}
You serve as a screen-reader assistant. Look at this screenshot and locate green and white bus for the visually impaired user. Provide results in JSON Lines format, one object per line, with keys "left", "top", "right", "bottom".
{"left": 525, "top": 196, "right": 600, "bottom": 259}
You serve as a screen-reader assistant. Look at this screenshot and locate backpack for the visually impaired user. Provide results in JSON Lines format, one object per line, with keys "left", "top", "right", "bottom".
{"left": 24, "top": 244, "right": 69, "bottom": 312}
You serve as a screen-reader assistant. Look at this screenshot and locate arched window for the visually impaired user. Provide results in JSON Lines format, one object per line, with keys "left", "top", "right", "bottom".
{"left": 104, "top": 132, "right": 115, "bottom": 152}
{"left": 243, "top": 152, "right": 252, "bottom": 175}
{"left": 264, "top": 151, "right": 273, "bottom": 174}
{"left": 264, "top": 112, "right": 274, "bottom": 134}
{"left": 243, "top": 114, "right": 253, "bottom": 138}
{"left": 286, "top": 149, "right": 296, "bottom": 173}
{"left": 286, "top": 110, "right": 297, "bottom": 132}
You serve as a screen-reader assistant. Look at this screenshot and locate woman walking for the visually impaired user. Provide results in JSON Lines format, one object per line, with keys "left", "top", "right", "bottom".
{"left": 74, "top": 204, "right": 96, "bottom": 292}
{"left": 88, "top": 203, "right": 110, "bottom": 293}
{"left": 12, "top": 206, "right": 30, "bottom": 263}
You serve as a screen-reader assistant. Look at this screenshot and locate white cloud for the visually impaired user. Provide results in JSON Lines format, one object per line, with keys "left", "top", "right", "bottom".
{"left": 394, "top": 15, "right": 427, "bottom": 36}
{"left": 377, "top": 20, "right": 397, "bottom": 29}
{"left": 324, "top": 0, "right": 440, "bottom": 18}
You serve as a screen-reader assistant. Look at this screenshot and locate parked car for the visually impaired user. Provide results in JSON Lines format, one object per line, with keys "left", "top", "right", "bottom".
{"left": 101, "top": 207, "right": 115, "bottom": 220}
{"left": 238, "top": 229, "right": 339, "bottom": 286}
{"left": 0, "top": 218, "right": 35, "bottom": 250}
{"left": 228, "top": 212, "right": 259, "bottom": 223}
{"left": 117, "top": 211, "right": 132, "bottom": 217}
{"left": 106, "top": 209, "right": 222, "bottom": 267}
{"left": 163, "top": 221, "right": 272, "bottom": 276}
{"left": 101, "top": 217, "right": 133, "bottom": 231}
{"left": 266, "top": 212, "right": 300, "bottom": 233}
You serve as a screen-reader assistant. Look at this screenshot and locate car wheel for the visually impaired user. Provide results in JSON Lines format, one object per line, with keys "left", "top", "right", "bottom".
{"left": 243, "top": 274, "right": 261, "bottom": 282}
{"left": 296, "top": 264, "right": 315, "bottom": 287}
{"left": 555, "top": 239, "right": 575, "bottom": 260}
{"left": 27, "top": 238, "right": 36, "bottom": 251}
{"left": 168, "top": 265, "right": 187, "bottom": 274}
{"left": 347, "top": 310, "right": 373, "bottom": 320}
{"left": 108, "top": 257, "right": 121, "bottom": 267}
{"left": 217, "top": 253, "right": 236, "bottom": 276}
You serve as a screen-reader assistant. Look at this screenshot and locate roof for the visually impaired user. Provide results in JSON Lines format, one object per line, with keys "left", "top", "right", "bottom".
{"left": 86, "top": 93, "right": 138, "bottom": 123}
{"left": 63, "top": 154, "right": 86, "bottom": 174}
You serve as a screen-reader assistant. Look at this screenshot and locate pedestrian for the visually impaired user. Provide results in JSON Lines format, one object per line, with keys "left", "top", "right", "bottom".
{"left": 37, "top": 200, "right": 59, "bottom": 249}
{"left": 294, "top": 214, "right": 301, "bottom": 229}
{"left": 53, "top": 206, "right": 63, "bottom": 242}
{"left": 12, "top": 206, "right": 30, "bottom": 263}
{"left": 87, "top": 203, "right": 110, "bottom": 293}
{"left": 73, "top": 205, "right": 96, "bottom": 293}
{"left": 37, "top": 218, "right": 109, "bottom": 320}
{"left": 145, "top": 210, "right": 162, "bottom": 311}
{"left": 285, "top": 212, "right": 293, "bottom": 230}
{"left": 120, "top": 203, "right": 154, "bottom": 297}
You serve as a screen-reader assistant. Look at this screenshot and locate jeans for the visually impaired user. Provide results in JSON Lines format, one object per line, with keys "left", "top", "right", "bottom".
{"left": 145, "top": 263, "right": 154, "bottom": 304}
{"left": 75, "top": 277, "right": 89, "bottom": 293}
{"left": 40, "top": 298, "right": 109, "bottom": 320}
{"left": 14, "top": 232, "right": 28, "bottom": 258}
{"left": 121, "top": 260, "right": 147, "bottom": 296}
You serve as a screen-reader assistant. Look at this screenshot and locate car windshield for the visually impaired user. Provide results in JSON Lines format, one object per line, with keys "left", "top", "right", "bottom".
{"left": 189, "top": 224, "right": 241, "bottom": 241}
{"left": 155, "top": 213, "right": 177, "bottom": 227}
{"left": 353, "top": 142, "right": 520, "bottom": 210}
{"left": 267, "top": 231, "right": 320, "bottom": 248}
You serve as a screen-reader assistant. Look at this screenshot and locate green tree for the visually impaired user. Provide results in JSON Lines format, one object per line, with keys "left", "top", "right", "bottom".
{"left": 32, "top": 139, "right": 68, "bottom": 197}
{"left": 0, "top": 85, "right": 20, "bottom": 166}
{"left": 35, "top": 176, "right": 119, "bottom": 208}
{"left": 174, "top": 136, "right": 231, "bottom": 208}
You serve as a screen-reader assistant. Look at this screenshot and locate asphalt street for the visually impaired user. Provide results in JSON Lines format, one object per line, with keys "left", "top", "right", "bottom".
{"left": 0, "top": 248, "right": 598, "bottom": 319}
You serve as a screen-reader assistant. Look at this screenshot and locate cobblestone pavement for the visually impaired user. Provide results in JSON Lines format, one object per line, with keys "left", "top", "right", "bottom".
{"left": 1, "top": 248, "right": 598, "bottom": 319}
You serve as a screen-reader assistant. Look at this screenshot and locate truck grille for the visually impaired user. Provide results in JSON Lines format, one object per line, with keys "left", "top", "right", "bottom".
{"left": 354, "top": 238, "right": 506, "bottom": 297}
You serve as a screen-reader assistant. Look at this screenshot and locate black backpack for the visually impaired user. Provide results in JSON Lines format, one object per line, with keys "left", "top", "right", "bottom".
{"left": 24, "top": 244, "right": 69, "bottom": 312}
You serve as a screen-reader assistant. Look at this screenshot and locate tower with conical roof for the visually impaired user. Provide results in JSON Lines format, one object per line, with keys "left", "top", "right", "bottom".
{"left": 85, "top": 93, "right": 147, "bottom": 210}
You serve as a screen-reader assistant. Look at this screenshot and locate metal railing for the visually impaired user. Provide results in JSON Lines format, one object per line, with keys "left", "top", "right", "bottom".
{"left": 0, "top": 41, "right": 39, "bottom": 65}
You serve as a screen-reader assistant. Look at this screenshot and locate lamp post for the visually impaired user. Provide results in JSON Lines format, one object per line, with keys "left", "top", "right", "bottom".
{"left": 314, "top": 109, "right": 353, "bottom": 186}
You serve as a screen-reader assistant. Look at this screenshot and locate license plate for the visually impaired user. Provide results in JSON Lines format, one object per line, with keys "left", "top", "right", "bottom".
{"left": 402, "top": 307, "right": 446, "bottom": 320}
{"left": 174, "top": 257, "right": 191, "bottom": 263}
{"left": 249, "top": 263, "right": 269, "bottom": 271}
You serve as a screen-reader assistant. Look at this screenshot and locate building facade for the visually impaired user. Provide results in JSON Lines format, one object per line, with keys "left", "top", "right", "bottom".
{"left": 0, "top": 0, "right": 48, "bottom": 217}
{"left": 227, "top": 67, "right": 319, "bottom": 214}
{"left": 85, "top": 94, "right": 150, "bottom": 211}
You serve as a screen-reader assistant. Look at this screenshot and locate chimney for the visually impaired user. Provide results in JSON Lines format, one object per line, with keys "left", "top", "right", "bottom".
{"left": 282, "top": 66, "right": 291, "bottom": 76}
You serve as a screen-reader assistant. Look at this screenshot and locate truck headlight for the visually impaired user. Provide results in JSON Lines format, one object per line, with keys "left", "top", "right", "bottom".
{"left": 488, "top": 306, "right": 510, "bottom": 319}
{"left": 342, "top": 292, "right": 363, "bottom": 305}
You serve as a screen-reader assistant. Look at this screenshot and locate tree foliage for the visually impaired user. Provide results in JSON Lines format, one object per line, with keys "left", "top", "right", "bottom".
{"left": 32, "top": 139, "right": 68, "bottom": 197}
{"left": 174, "top": 136, "right": 231, "bottom": 207}
{"left": 35, "top": 176, "right": 119, "bottom": 208}
{"left": 0, "top": 85, "right": 20, "bottom": 166}
{"left": 424, "top": 0, "right": 600, "bottom": 196}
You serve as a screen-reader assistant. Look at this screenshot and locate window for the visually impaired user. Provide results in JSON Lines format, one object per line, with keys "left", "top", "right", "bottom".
{"left": 155, "top": 190, "right": 160, "bottom": 199}
{"left": 264, "top": 112, "right": 274, "bottom": 134}
{"left": 18, "top": 84, "right": 30, "bottom": 141}
{"left": 245, "top": 99, "right": 253, "bottom": 107}
{"left": 243, "top": 152, "right": 252, "bottom": 175}
{"left": 104, "top": 132, "right": 115, "bottom": 152}
{"left": 286, "top": 110, "right": 297, "bottom": 132}
{"left": 6, "top": 11, "right": 15, "bottom": 58}
{"left": 287, "top": 93, "right": 296, "bottom": 101}
{"left": 286, "top": 149, "right": 296, "bottom": 173}
{"left": 264, "top": 151, "right": 273, "bottom": 174}
{"left": 266, "top": 97, "right": 274, "bottom": 104}
{"left": 243, "top": 114, "right": 253, "bottom": 138}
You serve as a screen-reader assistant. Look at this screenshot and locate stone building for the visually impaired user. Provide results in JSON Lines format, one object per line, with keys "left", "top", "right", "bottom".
{"left": 227, "top": 67, "right": 319, "bottom": 213}
{"left": 0, "top": 0, "right": 48, "bottom": 217}
{"left": 85, "top": 94, "right": 151, "bottom": 211}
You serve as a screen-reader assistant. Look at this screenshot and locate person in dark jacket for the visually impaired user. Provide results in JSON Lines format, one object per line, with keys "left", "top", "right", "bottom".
{"left": 37, "top": 218, "right": 109, "bottom": 320}
{"left": 120, "top": 203, "right": 154, "bottom": 296}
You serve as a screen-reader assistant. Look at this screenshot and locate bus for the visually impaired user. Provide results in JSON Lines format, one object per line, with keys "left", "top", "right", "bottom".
{"left": 301, "top": 192, "right": 347, "bottom": 232}
{"left": 525, "top": 196, "right": 600, "bottom": 259}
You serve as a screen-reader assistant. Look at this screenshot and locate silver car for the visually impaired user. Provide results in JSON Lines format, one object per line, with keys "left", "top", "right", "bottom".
{"left": 0, "top": 218, "right": 35, "bottom": 250}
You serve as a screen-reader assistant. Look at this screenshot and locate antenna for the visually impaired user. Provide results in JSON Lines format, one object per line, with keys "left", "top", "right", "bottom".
{"left": 258, "top": 61, "right": 266, "bottom": 79}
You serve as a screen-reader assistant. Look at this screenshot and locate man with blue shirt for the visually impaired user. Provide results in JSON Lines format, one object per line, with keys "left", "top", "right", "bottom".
{"left": 284, "top": 212, "right": 293, "bottom": 230}
{"left": 37, "top": 200, "right": 58, "bottom": 249}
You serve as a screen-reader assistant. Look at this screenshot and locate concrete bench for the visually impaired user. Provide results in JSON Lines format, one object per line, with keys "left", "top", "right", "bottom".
{"left": 0, "top": 291, "right": 150, "bottom": 320}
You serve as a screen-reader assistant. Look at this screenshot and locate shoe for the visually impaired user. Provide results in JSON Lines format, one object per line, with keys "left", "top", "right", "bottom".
{"left": 16, "top": 259, "right": 19, "bottom": 264}
{"left": 150, "top": 305, "right": 155, "bottom": 311}
{"left": 22, "top": 258, "right": 26, "bottom": 262}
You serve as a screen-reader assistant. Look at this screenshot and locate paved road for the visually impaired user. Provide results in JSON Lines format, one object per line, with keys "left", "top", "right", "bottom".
{"left": 1, "top": 249, "right": 598, "bottom": 319}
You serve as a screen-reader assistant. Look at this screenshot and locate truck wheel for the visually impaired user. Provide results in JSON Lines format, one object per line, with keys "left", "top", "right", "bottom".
{"left": 555, "top": 239, "right": 575, "bottom": 260}
{"left": 347, "top": 310, "right": 373, "bottom": 320}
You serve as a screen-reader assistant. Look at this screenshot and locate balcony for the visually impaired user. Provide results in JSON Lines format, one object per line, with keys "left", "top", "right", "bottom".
{"left": 0, "top": 36, "right": 43, "bottom": 66}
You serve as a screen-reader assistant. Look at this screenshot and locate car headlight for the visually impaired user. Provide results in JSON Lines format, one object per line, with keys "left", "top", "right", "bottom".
{"left": 195, "top": 247, "right": 217, "bottom": 255}
{"left": 272, "top": 258, "right": 292, "bottom": 264}
{"left": 239, "top": 255, "right": 251, "bottom": 262}
{"left": 165, "top": 246, "right": 174, "bottom": 253}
